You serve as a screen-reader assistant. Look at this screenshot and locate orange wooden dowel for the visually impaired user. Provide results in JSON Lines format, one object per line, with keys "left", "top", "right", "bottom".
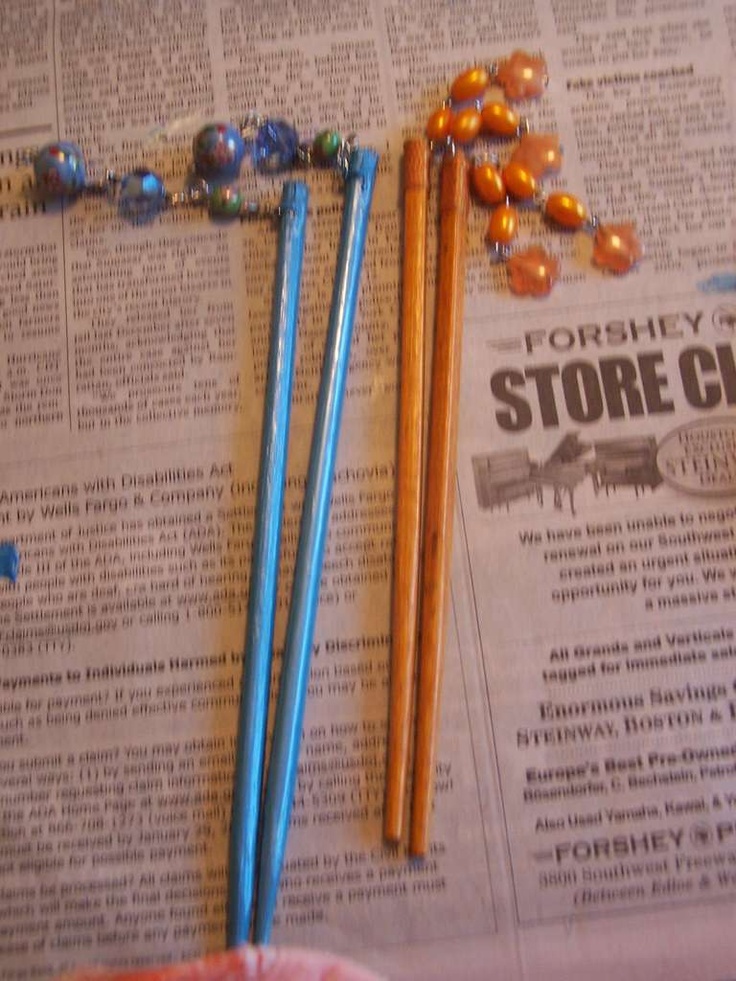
{"left": 384, "top": 138, "right": 430, "bottom": 844}
{"left": 409, "top": 148, "right": 469, "bottom": 857}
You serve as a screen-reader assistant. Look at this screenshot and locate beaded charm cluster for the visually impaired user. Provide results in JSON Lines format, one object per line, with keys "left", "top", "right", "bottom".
{"left": 426, "top": 50, "right": 642, "bottom": 296}
{"left": 23, "top": 116, "right": 354, "bottom": 222}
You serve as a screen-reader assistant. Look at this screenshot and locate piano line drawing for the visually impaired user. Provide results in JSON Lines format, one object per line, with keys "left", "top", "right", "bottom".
{"left": 472, "top": 433, "right": 663, "bottom": 516}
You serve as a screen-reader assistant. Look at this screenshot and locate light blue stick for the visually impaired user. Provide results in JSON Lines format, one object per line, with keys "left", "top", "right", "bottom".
{"left": 254, "top": 147, "right": 379, "bottom": 943}
{"left": 227, "top": 180, "right": 308, "bottom": 948}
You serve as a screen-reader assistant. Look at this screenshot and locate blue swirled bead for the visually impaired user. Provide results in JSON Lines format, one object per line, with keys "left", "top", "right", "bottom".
{"left": 252, "top": 119, "right": 298, "bottom": 173}
{"left": 119, "top": 168, "right": 166, "bottom": 221}
{"left": 193, "top": 122, "right": 246, "bottom": 181}
{"left": 33, "top": 141, "right": 87, "bottom": 197}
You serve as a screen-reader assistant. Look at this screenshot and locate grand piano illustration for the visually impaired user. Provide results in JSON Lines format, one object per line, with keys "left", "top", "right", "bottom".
{"left": 534, "top": 433, "right": 590, "bottom": 515}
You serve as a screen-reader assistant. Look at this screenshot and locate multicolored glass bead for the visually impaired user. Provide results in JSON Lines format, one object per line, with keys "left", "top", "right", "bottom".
{"left": 119, "top": 168, "right": 166, "bottom": 221}
{"left": 207, "top": 184, "right": 244, "bottom": 219}
{"left": 33, "top": 142, "right": 87, "bottom": 197}
{"left": 312, "top": 130, "right": 342, "bottom": 165}
{"left": 252, "top": 119, "right": 299, "bottom": 173}
{"left": 193, "top": 123, "right": 246, "bottom": 180}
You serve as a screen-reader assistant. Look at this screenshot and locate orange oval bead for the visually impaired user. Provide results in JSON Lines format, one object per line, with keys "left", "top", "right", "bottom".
{"left": 487, "top": 204, "right": 519, "bottom": 246}
{"left": 450, "top": 66, "right": 490, "bottom": 103}
{"left": 426, "top": 106, "right": 453, "bottom": 142}
{"left": 502, "top": 161, "right": 536, "bottom": 200}
{"left": 450, "top": 106, "right": 482, "bottom": 144}
{"left": 545, "top": 191, "right": 588, "bottom": 229}
{"left": 480, "top": 101, "right": 520, "bottom": 138}
{"left": 470, "top": 161, "right": 506, "bottom": 205}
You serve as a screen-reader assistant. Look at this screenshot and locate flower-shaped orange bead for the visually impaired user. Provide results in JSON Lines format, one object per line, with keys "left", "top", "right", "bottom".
{"left": 511, "top": 133, "right": 562, "bottom": 177}
{"left": 507, "top": 246, "right": 560, "bottom": 297}
{"left": 495, "top": 50, "right": 548, "bottom": 100}
{"left": 592, "top": 223, "right": 642, "bottom": 274}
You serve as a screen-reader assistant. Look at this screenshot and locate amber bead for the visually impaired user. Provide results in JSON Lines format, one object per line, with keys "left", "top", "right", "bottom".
{"left": 470, "top": 161, "right": 506, "bottom": 205}
{"left": 480, "top": 102, "right": 520, "bottom": 138}
{"left": 487, "top": 204, "right": 519, "bottom": 246}
{"left": 426, "top": 107, "right": 453, "bottom": 142}
{"left": 450, "top": 106, "right": 482, "bottom": 144}
{"left": 495, "top": 50, "right": 548, "bottom": 100}
{"left": 512, "top": 133, "right": 562, "bottom": 177}
{"left": 502, "top": 161, "right": 536, "bottom": 200}
{"left": 450, "top": 66, "right": 490, "bottom": 103}
{"left": 592, "top": 223, "right": 643, "bottom": 274}
{"left": 545, "top": 191, "right": 588, "bottom": 230}
{"left": 508, "top": 246, "right": 560, "bottom": 297}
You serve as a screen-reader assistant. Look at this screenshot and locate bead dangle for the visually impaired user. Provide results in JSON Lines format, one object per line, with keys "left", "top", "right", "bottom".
{"left": 426, "top": 50, "right": 642, "bottom": 296}
{"left": 16, "top": 114, "right": 357, "bottom": 224}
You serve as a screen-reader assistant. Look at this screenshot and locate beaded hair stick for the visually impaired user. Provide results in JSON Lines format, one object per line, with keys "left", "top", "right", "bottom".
{"left": 254, "top": 145, "right": 378, "bottom": 943}
{"left": 386, "top": 51, "right": 642, "bottom": 857}
{"left": 426, "top": 50, "right": 642, "bottom": 295}
{"left": 18, "top": 115, "right": 355, "bottom": 221}
{"left": 16, "top": 118, "right": 377, "bottom": 944}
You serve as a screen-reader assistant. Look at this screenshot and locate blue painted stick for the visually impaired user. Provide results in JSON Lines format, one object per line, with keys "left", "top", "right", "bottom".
{"left": 227, "top": 180, "right": 308, "bottom": 948}
{"left": 254, "top": 147, "right": 379, "bottom": 943}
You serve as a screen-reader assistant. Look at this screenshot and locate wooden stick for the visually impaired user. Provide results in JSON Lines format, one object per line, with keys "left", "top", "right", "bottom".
{"left": 409, "top": 148, "right": 469, "bottom": 857}
{"left": 384, "top": 138, "right": 430, "bottom": 844}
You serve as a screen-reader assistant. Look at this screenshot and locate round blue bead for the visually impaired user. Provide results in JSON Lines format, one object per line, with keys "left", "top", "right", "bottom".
{"left": 193, "top": 122, "right": 246, "bottom": 180}
{"left": 252, "top": 119, "right": 298, "bottom": 173}
{"left": 33, "top": 141, "right": 87, "bottom": 197}
{"left": 119, "top": 168, "right": 166, "bottom": 221}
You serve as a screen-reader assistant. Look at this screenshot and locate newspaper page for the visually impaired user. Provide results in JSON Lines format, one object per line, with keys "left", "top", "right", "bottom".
{"left": 0, "top": 0, "right": 735, "bottom": 979}
{"left": 451, "top": 0, "right": 736, "bottom": 978}
{"left": 0, "top": 1, "right": 491, "bottom": 979}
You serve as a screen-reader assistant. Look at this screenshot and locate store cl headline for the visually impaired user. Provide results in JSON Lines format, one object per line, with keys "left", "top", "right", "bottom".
{"left": 489, "top": 311, "right": 736, "bottom": 431}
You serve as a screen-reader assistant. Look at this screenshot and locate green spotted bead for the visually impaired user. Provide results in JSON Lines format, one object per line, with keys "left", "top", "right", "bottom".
{"left": 312, "top": 129, "right": 342, "bottom": 165}
{"left": 207, "top": 185, "right": 243, "bottom": 218}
